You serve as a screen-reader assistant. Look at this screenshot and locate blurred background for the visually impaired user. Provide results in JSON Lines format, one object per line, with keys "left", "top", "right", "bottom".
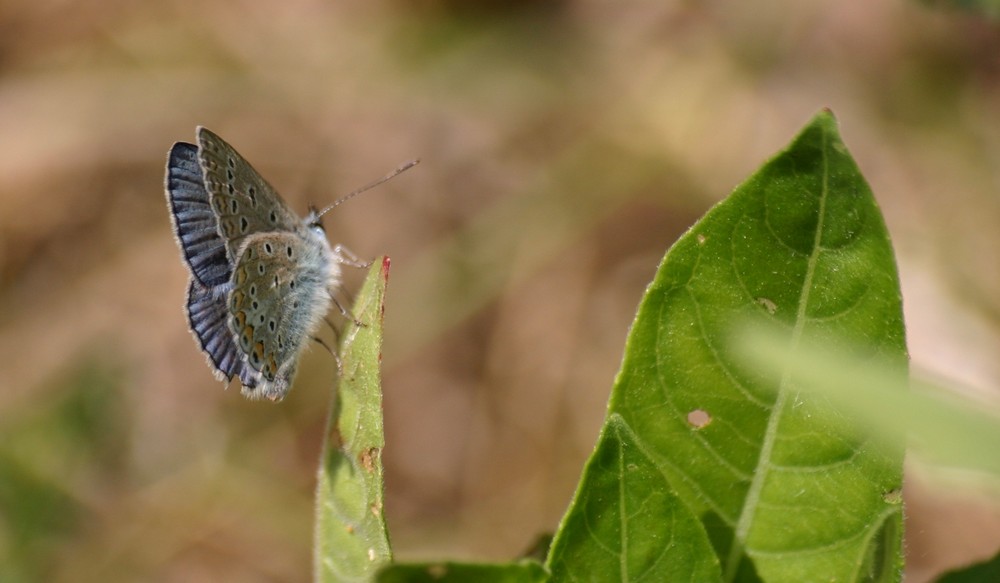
{"left": 2, "top": 0, "right": 1000, "bottom": 581}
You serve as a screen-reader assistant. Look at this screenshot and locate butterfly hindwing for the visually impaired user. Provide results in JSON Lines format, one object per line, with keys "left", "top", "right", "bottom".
{"left": 165, "top": 142, "right": 232, "bottom": 288}
{"left": 227, "top": 231, "right": 334, "bottom": 400}
{"left": 195, "top": 128, "right": 302, "bottom": 262}
{"left": 186, "top": 279, "right": 248, "bottom": 383}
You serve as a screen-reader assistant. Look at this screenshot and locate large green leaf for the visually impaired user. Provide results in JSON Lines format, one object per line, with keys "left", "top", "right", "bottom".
{"left": 738, "top": 329, "right": 1000, "bottom": 478}
{"left": 314, "top": 257, "right": 393, "bottom": 582}
{"left": 556, "top": 111, "right": 907, "bottom": 582}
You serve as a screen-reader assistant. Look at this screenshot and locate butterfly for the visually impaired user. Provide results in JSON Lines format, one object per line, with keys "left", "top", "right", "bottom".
{"left": 164, "top": 127, "right": 415, "bottom": 401}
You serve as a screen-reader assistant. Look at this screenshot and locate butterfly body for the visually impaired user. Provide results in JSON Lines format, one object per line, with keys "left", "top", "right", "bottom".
{"left": 165, "top": 127, "right": 340, "bottom": 401}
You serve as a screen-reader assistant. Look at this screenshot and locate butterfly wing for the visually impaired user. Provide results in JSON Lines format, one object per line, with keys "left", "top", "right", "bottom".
{"left": 196, "top": 127, "right": 303, "bottom": 263}
{"left": 165, "top": 142, "right": 232, "bottom": 288}
{"left": 227, "top": 232, "right": 335, "bottom": 401}
{"left": 186, "top": 280, "right": 250, "bottom": 383}
{"left": 167, "top": 142, "right": 250, "bottom": 384}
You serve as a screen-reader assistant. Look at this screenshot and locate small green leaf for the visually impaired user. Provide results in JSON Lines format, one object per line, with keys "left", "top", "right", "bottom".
{"left": 314, "top": 257, "right": 393, "bottom": 582}
{"left": 560, "top": 111, "right": 907, "bottom": 581}
{"left": 935, "top": 549, "right": 1000, "bottom": 582}
{"left": 920, "top": 0, "right": 1000, "bottom": 19}
{"left": 547, "top": 414, "right": 722, "bottom": 582}
{"left": 377, "top": 560, "right": 547, "bottom": 583}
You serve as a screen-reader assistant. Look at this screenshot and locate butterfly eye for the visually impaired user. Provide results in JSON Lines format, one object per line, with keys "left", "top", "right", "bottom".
{"left": 286, "top": 246, "right": 293, "bottom": 258}
{"left": 249, "top": 284, "right": 256, "bottom": 297}
{"left": 258, "top": 314, "right": 265, "bottom": 324}
{"left": 258, "top": 263, "right": 265, "bottom": 275}
{"left": 226, "top": 168, "right": 234, "bottom": 181}
{"left": 227, "top": 157, "right": 236, "bottom": 169}
{"left": 240, "top": 217, "right": 249, "bottom": 233}
{"left": 264, "top": 242, "right": 273, "bottom": 254}
{"left": 227, "top": 183, "right": 235, "bottom": 195}
{"left": 230, "top": 199, "right": 238, "bottom": 213}
{"left": 252, "top": 300, "right": 259, "bottom": 310}
{"left": 268, "top": 319, "right": 276, "bottom": 332}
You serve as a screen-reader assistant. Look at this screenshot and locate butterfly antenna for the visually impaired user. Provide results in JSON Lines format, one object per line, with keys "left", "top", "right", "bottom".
{"left": 315, "top": 159, "right": 420, "bottom": 219}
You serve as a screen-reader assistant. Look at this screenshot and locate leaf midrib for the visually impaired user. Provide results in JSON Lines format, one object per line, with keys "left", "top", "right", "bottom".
{"left": 722, "top": 129, "right": 832, "bottom": 582}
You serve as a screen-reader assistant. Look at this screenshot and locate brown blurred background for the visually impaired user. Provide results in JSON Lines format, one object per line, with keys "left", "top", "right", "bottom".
{"left": 2, "top": 1, "right": 1000, "bottom": 581}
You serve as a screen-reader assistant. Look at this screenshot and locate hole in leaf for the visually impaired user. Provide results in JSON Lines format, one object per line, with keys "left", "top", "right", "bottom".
{"left": 687, "top": 409, "right": 711, "bottom": 429}
{"left": 882, "top": 488, "right": 903, "bottom": 504}
{"left": 756, "top": 297, "right": 777, "bottom": 315}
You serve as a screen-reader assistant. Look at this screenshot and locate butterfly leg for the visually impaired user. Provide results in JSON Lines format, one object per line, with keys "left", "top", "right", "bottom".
{"left": 323, "top": 317, "right": 342, "bottom": 344}
{"left": 332, "top": 244, "right": 374, "bottom": 269}
{"left": 331, "top": 293, "right": 366, "bottom": 328}
{"left": 311, "top": 335, "right": 343, "bottom": 374}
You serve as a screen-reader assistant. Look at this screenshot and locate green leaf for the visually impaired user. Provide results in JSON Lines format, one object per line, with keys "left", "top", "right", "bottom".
{"left": 920, "top": 0, "right": 1000, "bottom": 19}
{"left": 935, "top": 549, "right": 1000, "bottom": 582}
{"left": 314, "top": 257, "right": 393, "bottom": 582}
{"left": 566, "top": 111, "right": 906, "bottom": 582}
{"left": 547, "top": 414, "right": 722, "bottom": 582}
{"left": 377, "top": 560, "right": 547, "bottom": 583}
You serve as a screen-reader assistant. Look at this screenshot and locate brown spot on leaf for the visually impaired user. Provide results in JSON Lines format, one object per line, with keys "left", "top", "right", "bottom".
{"left": 359, "top": 447, "right": 379, "bottom": 473}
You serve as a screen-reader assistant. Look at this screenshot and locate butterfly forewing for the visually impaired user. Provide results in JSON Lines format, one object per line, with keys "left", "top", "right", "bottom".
{"left": 196, "top": 127, "right": 302, "bottom": 263}
{"left": 165, "top": 142, "right": 232, "bottom": 288}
